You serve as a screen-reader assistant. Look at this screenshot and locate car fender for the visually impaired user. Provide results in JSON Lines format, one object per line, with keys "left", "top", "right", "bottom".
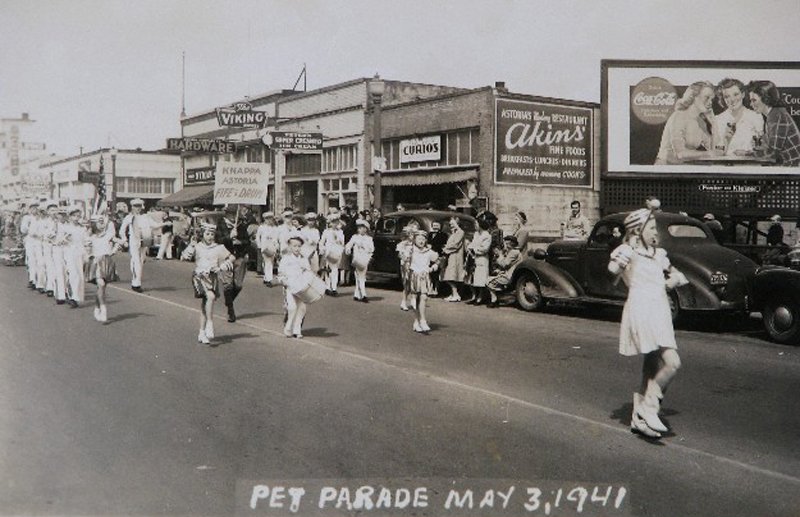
{"left": 674, "top": 269, "right": 721, "bottom": 310}
{"left": 751, "top": 266, "right": 800, "bottom": 309}
{"left": 512, "top": 258, "right": 583, "bottom": 299}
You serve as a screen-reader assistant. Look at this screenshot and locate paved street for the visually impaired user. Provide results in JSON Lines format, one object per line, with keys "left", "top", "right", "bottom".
{"left": 1, "top": 256, "right": 799, "bottom": 516}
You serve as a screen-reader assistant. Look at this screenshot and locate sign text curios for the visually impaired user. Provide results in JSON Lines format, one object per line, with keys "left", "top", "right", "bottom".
{"left": 399, "top": 135, "right": 441, "bottom": 164}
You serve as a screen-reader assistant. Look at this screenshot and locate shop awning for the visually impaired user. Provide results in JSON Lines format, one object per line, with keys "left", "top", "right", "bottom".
{"left": 380, "top": 169, "right": 478, "bottom": 187}
{"left": 156, "top": 184, "right": 215, "bottom": 207}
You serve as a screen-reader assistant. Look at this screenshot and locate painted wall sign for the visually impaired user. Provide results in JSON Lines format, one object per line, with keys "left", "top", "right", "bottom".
{"left": 495, "top": 99, "right": 593, "bottom": 187}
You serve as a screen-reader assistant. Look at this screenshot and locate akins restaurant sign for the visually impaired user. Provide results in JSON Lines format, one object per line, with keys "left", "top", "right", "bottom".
{"left": 495, "top": 99, "right": 593, "bottom": 187}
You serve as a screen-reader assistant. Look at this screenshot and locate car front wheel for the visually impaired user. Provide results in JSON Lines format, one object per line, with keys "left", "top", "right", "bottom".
{"left": 763, "top": 298, "right": 800, "bottom": 345}
{"left": 516, "top": 273, "right": 544, "bottom": 312}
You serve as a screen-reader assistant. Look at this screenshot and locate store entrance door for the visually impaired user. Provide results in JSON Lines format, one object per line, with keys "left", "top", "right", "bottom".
{"left": 286, "top": 181, "right": 319, "bottom": 213}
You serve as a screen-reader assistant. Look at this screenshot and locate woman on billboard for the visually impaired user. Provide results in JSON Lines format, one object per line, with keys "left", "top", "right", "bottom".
{"left": 745, "top": 81, "right": 800, "bottom": 166}
{"left": 655, "top": 81, "right": 722, "bottom": 165}
{"left": 714, "top": 78, "right": 765, "bottom": 156}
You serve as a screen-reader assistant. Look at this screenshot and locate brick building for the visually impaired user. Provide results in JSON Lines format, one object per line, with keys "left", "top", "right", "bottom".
{"left": 376, "top": 84, "right": 600, "bottom": 239}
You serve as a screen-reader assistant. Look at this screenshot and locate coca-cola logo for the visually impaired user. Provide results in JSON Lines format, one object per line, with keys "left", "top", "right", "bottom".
{"left": 631, "top": 77, "right": 677, "bottom": 125}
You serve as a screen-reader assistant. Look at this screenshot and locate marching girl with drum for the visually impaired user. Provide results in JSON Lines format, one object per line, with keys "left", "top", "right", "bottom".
{"left": 345, "top": 219, "right": 374, "bottom": 302}
{"left": 181, "top": 222, "right": 234, "bottom": 345}
{"left": 277, "top": 235, "right": 322, "bottom": 338}
{"left": 608, "top": 203, "right": 686, "bottom": 439}
{"left": 407, "top": 230, "right": 439, "bottom": 333}
{"left": 256, "top": 212, "right": 280, "bottom": 286}
{"left": 319, "top": 214, "right": 345, "bottom": 296}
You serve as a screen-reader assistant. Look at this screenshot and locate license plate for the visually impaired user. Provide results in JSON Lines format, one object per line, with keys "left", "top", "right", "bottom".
{"left": 710, "top": 272, "right": 728, "bottom": 286}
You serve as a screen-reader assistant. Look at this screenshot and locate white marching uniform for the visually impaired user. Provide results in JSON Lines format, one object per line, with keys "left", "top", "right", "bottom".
{"left": 40, "top": 217, "right": 57, "bottom": 293}
{"left": 278, "top": 252, "right": 311, "bottom": 336}
{"left": 345, "top": 233, "right": 374, "bottom": 300}
{"left": 319, "top": 227, "right": 345, "bottom": 292}
{"left": 29, "top": 217, "right": 47, "bottom": 290}
{"left": 20, "top": 213, "right": 35, "bottom": 284}
{"left": 119, "top": 213, "right": 154, "bottom": 288}
{"left": 63, "top": 221, "right": 87, "bottom": 303}
{"left": 52, "top": 221, "right": 69, "bottom": 301}
{"left": 300, "top": 227, "right": 321, "bottom": 273}
{"left": 256, "top": 224, "right": 280, "bottom": 283}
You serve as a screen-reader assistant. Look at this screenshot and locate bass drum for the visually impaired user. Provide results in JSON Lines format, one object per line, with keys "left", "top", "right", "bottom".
{"left": 289, "top": 271, "right": 327, "bottom": 304}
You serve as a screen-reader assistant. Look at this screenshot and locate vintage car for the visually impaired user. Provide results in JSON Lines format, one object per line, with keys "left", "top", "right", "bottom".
{"left": 512, "top": 211, "right": 757, "bottom": 321}
{"left": 369, "top": 210, "right": 477, "bottom": 282}
{"left": 750, "top": 248, "right": 800, "bottom": 344}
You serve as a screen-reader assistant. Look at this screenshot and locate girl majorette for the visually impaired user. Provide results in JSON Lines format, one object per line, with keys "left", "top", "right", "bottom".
{"left": 608, "top": 202, "right": 687, "bottom": 438}
{"left": 407, "top": 230, "right": 439, "bottom": 333}
{"left": 87, "top": 213, "right": 124, "bottom": 323}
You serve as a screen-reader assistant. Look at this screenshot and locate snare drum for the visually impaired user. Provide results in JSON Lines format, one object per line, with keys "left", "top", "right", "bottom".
{"left": 326, "top": 245, "right": 343, "bottom": 264}
{"left": 261, "top": 241, "right": 278, "bottom": 258}
{"left": 352, "top": 252, "right": 370, "bottom": 272}
{"left": 289, "top": 271, "right": 327, "bottom": 304}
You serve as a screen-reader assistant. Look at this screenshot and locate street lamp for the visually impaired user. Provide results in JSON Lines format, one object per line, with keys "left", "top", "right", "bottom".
{"left": 110, "top": 147, "right": 118, "bottom": 207}
{"left": 369, "top": 74, "right": 385, "bottom": 211}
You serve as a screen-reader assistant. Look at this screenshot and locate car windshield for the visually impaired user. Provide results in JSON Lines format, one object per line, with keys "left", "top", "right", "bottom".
{"left": 667, "top": 224, "right": 708, "bottom": 238}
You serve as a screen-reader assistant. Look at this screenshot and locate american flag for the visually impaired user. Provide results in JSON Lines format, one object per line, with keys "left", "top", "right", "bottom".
{"left": 93, "top": 155, "right": 107, "bottom": 214}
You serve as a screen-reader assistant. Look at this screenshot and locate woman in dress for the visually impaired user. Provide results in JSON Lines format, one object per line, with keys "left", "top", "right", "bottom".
{"left": 465, "top": 218, "right": 493, "bottom": 305}
{"left": 441, "top": 217, "right": 466, "bottom": 302}
{"left": 746, "top": 80, "right": 800, "bottom": 166}
{"left": 511, "top": 211, "right": 530, "bottom": 253}
{"left": 655, "top": 81, "right": 723, "bottom": 165}
{"left": 608, "top": 205, "right": 687, "bottom": 439}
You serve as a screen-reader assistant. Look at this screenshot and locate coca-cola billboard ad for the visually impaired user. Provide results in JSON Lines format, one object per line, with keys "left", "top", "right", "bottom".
{"left": 495, "top": 99, "right": 593, "bottom": 187}
{"left": 603, "top": 60, "right": 800, "bottom": 175}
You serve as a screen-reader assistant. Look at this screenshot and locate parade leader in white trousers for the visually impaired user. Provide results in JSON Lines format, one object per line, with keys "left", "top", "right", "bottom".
{"left": 119, "top": 199, "right": 155, "bottom": 292}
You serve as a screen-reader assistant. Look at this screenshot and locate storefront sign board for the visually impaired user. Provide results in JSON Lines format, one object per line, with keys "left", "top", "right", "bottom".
{"left": 399, "top": 135, "right": 441, "bottom": 163}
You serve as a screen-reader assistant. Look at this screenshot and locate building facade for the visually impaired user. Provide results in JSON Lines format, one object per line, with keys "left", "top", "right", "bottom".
{"left": 0, "top": 113, "right": 52, "bottom": 207}
{"left": 40, "top": 149, "right": 180, "bottom": 214}
{"left": 376, "top": 85, "right": 601, "bottom": 238}
{"left": 174, "top": 78, "right": 464, "bottom": 212}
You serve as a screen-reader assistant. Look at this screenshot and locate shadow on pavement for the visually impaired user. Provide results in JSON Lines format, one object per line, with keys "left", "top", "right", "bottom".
{"left": 610, "top": 401, "right": 675, "bottom": 445}
{"left": 211, "top": 332, "right": 260, "bottom": 346}
{"left": 236, "top": 311, "right": 274, "bottom": 320}
{"left": 107, "top": 312, "right": 155, "bottom": 324}
{"left": 301, "top": 327, "right": 339, "bottom": 338}
{"left": 144, "top": 286, "right": 180, "bottom": 292}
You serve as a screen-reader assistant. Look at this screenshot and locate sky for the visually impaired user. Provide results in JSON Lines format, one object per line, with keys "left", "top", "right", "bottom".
{"left": 2, "top": 0, "right": 799, "bottom": 158}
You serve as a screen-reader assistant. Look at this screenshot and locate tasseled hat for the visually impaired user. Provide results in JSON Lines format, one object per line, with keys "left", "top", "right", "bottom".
{"left": 624, "top": 208, "right": 653, "bottom": 233}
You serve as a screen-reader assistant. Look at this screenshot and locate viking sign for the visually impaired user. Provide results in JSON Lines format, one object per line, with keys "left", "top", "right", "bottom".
{"left": 215, "top": 101, "right": 268, "bottom": 128}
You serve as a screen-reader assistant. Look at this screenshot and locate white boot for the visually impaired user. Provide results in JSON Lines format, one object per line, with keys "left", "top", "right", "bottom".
{"left": 98, "top": 306, "right": 107, "bottom": 323}
{"left": 197, "top": 330, "right": 209, "bottom": 344}
{"left": 641, "top": 381, "right": 668, "bottom": 433}
{"left": 631, "top": 393, "right": 661, "bottom": 438}
{"left": 205, "top": 320, "right": 214, "bottom": 339}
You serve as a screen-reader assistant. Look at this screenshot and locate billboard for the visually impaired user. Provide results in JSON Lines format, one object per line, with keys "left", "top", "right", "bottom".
{"left": 602, "top": 60, "right": 800, "bottom": 176}
{"left": 495, "top": 98, "right": 593, "bottom": 187}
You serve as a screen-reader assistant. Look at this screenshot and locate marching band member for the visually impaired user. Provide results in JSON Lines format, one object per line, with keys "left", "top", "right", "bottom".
{"left": 20, "top": 202, "right": 37, "bottom": 289}
{"left": 51, "top": 207, "right": 70, "bottom": 305}
{"left": 41, "top": 201, "right": 59, "bottom": 297}
{"left": 407, "top": 230, "right": 439, "bottom": 333}
{"left": 119, "top": 198, "right": 155, "bottom": 292}
{"left": 220, "top": 205, "right": 252, "bottom": 323}
{"left": 29, "top": 202, "right": 47, "bottom": 292}
{"left": 63, "top": 206, "right": 88, "bottom": 308}
{"left": 276, "top": 208, "right": 296, "bottom": 256}
{"left": 181, "top": 222, "right": 234, "bottom": 345}
{"left": 277, "top": 235, "right": 311, "bottom": 338}
{"left": 319, "top": 214, "right": 344, "bottom": 296}
{"left": 300, "top": 212, "right": 321, "bottom": 274}
{"left": 87, "top": 213, "right": 124, "bottom": 323}
{"left": 344, "top": 219, "right": 374, "bottom": 302}
{"left": 395, "top": 223, "right": 418, "bottom": 311}
{"left": 256, "top": 212, "right": 280, "bottom": 286}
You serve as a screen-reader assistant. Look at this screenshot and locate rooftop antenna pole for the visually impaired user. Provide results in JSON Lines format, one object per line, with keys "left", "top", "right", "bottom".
{"left": 292, "top": 64, "right": 307, "bottom": 92}
{"left": 304, "top": 63, "right": 307, "bottom": 92}
{"left": 180, "top": 51, "right": 187, "bottom": 118}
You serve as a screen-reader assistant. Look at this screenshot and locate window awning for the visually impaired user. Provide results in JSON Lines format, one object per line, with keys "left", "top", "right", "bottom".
{"left": 380, "top": 169, "right": 478, "bottom": 187}
{"left": 156, "top": 184, "right": 215, "bottom": 207}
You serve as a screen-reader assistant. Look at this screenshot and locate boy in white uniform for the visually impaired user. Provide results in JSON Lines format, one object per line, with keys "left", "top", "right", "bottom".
{"left": 63, "top": 206, "right": 88, "bottom": 308}
{"left": 19, "top": 202, "right": 37, "bottom": 289}
{"left": 51, "top": 207, "right": 70, "bottom": 305}
{"left": 40, "top": 201, "right": 59, "bottom": 297}
{"left": 119, "top": 198, "right": 155, "bottom": 292}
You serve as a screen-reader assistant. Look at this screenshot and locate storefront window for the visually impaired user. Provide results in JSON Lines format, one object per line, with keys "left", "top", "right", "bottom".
{"left": 322, "top": 144, "right": 358, "bottom": 173}
{"left": 382, "top": 128, "right": 479, "bottom": 171}
{"left": 286, "top": 153, "right": 321, "bottom": 176}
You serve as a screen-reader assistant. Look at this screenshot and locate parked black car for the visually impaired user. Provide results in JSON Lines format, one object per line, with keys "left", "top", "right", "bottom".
{"left": 512, "top": 211, "right": 757, "bottom": 321}
{"left": 368, "top": 210, "right": 477, "bottom": 283}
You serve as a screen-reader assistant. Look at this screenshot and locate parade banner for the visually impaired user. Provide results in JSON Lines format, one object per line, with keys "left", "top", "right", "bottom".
{"left": 495, "top": 99, "right": 592, "bottom": 187}
{"left": 213, "top": 162, "right": 271, "bottom": 205}
{"left": 603, "top": 60, "right": 800, "bottom": 175}
{"left": 166, "top": 137, "right": 236, "bottom": 154}
{"left": 400, "top": 135, "right": 441, "bottom": 163}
